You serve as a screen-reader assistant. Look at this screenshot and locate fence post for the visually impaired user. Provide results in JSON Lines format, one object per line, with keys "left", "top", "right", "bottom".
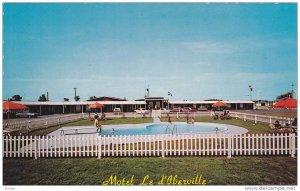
{"left": 227, "top": 135, "right": 232, "bottom": 158}
{"left": 254, "top": 115, "right": 257, "bottom": 124}
{"left": 98, "top": 137, "right": 102, "bottom": 159}
{"left": 162, "top": 135, "right": 165, "bottom": 158}
{"left": 291, "top": 134, "right": 295, "bottom": 158}
{"left": 269, "top": 116, "right": 272, "bottom": 124}
{"left": 46, "top": 119, "right": 48, "bottom": 128}
{"left": 34, "top": 136, "right": 38, "bottom": 159}
{"left": 243, "top": 114, "right": 246, "bottom": 121}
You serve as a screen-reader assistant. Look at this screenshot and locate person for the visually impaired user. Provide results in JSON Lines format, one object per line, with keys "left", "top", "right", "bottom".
{"left": 292, "top": 118, "right": 297, "bottom": 126}
{"left": 167, "top": 116, "right": 172, "bottom": 123}
{"left": 186, "top": 116, "right": 190, "bottom": 124}
{"left": 274, "top": 120, "right": 281, "bottom": 129}
{"left": 101, "top": 113, "right": 106, "bottom": 120}
{"left": 94, "top": 114, "right": 101, "bottom": 133}
{"left": 191, "top": 117, "right": 195, "bottom": 124}
{"left": 111, "top": 128, "right": 115, "bottom": 135}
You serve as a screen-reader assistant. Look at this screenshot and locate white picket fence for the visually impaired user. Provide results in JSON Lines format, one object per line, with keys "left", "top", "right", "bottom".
{"left": 3, "top": 133, "right": 297, "bottom": 159}
{"left": 4, "top": 114, "right": 86, "bottom": 132}
{"left": 231, "top": 112, "right": 295, "bottom": 125}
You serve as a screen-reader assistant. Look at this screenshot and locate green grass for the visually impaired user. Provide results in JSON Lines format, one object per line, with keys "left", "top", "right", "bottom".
{"left": 29, "top": 117, "right": 153, "bottom": 136}
{"left": 267, "top": 113, "right": 297, "bottom": 118}
{"left": 3, "top": 157, "right": 297, "bottom": 185}
{"left": 29, "top": 116, "right": 272, "bottom": 136}
{"left": 5, "top": 116, "right": 296, "bottom": 186}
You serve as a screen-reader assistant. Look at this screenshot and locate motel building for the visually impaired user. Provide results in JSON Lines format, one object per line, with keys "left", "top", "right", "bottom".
{"left": 14, "top": 96, "right": 254, "bottom": 116}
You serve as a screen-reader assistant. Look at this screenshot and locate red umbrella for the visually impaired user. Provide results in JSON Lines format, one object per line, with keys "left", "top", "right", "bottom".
{"left": 212, "top": 101, "right": 227, "bottom": 108}
{"left": 273, "top": 97, "right": 297, "bottom": 109}
{"left": 89, "top": 102, "right": 104, "bottom": 109}
{"left": 3, "top": 100, "right": 28, "bottom": 112}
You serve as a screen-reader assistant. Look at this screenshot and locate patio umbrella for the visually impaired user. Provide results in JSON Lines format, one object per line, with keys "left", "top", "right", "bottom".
{"left": 88, "top": 102, "right": 104, "bottom": 113}
{"left": 212, "top": 101, "right": 228, "bottom": 111}
{"left": 212, "top": 101, "right": 227, "bottom": 108}
{"left": 3, "top": 100, "right": 28, "bottom": 112}
{"left": 273, "top": 97, "right": 297, "bottom": 109}
{"left": 3, "top": 100, "right": 29, "bottom": 119}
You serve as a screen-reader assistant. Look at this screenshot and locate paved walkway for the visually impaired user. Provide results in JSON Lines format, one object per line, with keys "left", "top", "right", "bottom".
{"left": 153, "top": 117, "right": 161, "bottom": 123}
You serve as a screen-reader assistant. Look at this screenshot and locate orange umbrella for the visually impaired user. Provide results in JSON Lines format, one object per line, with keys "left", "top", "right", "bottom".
{"left": 89, "top": 102, "right": 104, "bottom": 109}
{"left": 273, "top": 97, "right": 297, "bottom": 109}
{"left": 3, "top": 100, "right": 28, "bottom": 112}
{"left": 212, "top": 101, "right": 227, "bottom": 107}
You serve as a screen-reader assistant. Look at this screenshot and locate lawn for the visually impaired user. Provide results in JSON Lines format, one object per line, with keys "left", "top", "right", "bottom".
{"left": 5, "top": 116, "right": 296, "bottom": 186}
{"left": 3, "top": 157, "right": 297, "bottom": 185}
{"left": 267, "top": 113, "right": 297, "bottom": 118}
{"left": 29, "top": 116, "right": 272, "bottom": 136}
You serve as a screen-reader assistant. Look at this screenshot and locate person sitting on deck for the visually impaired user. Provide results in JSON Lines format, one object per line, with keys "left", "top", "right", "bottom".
{"left": 274, "top": 120, "right": 282, "bottom": 128}
{"left": 269, "top": 120, "right": 281, "bottom": 130}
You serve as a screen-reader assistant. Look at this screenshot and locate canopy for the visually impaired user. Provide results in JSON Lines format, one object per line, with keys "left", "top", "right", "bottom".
{"left": 3, "top": 100, "right": 29, "bottom": 112}
{"left": 212, "top": 101, "right": 227, "bottom": 108}
{"left": 89, "top": 102, "right": 104, "bottom": 109}
{"left": 273, "top": 97, "right": 297, "bottom": 109}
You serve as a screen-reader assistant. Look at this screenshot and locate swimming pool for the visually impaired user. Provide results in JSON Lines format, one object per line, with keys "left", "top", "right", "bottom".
{"left": 98, "top": 122, "right": 233, "bottom": 136}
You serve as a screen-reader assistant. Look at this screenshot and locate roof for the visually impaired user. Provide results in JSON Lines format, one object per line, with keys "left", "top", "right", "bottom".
{"left": 169, "top": 100, "right": 254, "bottom": 104}
{"left": 15, "top": 101, "right": 146, "bottom": 106}
{"left": 87, "top": 96, "right": 127, "bottom": 101}
{"left": 273, "top": 97, "right": 297, "bottom": 108}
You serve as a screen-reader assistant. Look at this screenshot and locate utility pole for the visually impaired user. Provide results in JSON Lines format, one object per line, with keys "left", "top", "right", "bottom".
{"left": 74, "top": 88, "right": 77, "bottom": 100}
{"left": 248, "top": 85, "right": 253, "bottom": 101}
{"left": 291, "top": 83, "right": 294, "bottom": 98}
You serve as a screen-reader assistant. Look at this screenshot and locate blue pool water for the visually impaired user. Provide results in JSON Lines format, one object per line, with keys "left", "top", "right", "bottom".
{"left": 98, "top": 122, "right": 228, "bottom": 136}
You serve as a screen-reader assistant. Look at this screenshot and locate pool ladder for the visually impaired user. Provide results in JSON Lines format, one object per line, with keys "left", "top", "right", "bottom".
{"left": 165, "top": 124, "right": 177, "bottom": 135}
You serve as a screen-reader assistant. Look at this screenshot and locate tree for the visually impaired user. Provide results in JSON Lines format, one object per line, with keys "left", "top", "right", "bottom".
{"left": 64, "top": 98, "right": 69, "bottom": 102}
{"left": 74, "top": 95, "right": 80, "bottom": 101}
{"left": 276, "top": 91, "right": 293, "bottom": 101}
{"left": 11, "top": 95, "right": 22, "bottom": 101}
{"left": 89, "top": 96, "right": 96, "bottom": 100}
{"left": 38, "top": 94, "right": 47, "bottom": 102}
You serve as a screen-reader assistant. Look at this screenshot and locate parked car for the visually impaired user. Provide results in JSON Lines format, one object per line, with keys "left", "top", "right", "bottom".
{"left": 170, "top": 108, "right": 181, "bottom": 113}
{"left": 16, "top": 112, "right": 39, "bottom": 118}
{"left": 113, "top": 108, "right": 121, "bottom": 114}
{"left": 134, "top": 108, "right": 149, "bottom": 114}
{"left": 198, "top": 107, "right": 208, "bottom": 111}
{"left": 182, "top": 107, "right": 193, "bottom": 112}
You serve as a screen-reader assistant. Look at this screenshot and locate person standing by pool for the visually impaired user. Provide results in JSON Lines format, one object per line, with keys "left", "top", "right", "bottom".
{"left": 167, "top": 116, "right": 172, "bottom": 123}
{"left": 191, "top": 117, "right": 195, "bottom": 124}
{"left": 94, "top": 114, "right": 102, "bottom": 133}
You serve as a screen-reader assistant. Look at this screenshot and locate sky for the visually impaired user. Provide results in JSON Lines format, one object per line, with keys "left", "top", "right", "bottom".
{"left": 2, "top": 3, "right": 297, "bottom": 101}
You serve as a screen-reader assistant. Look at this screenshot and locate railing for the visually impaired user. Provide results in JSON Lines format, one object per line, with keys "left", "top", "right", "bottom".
{"left": 230, "top": 112, "right": 295, "bottom": 125}
{"left": 161, "top": 111, "right": 295, "bottom": 125}
{"left": 3, "top": 133, "right": 297, "bottom": 159}
{"left": 4, "top": 114, "right": 86, "bottom": 132}
{"left": 3, "top": 111, "right": 296, "bottom": 133}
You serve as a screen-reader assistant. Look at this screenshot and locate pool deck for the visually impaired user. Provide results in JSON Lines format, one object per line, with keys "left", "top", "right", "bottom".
{"left": 47, "top": 122, "right": 248, "bottom": 137}
{"left": 19, "top": 122, "right": 249, "bottom": 150}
